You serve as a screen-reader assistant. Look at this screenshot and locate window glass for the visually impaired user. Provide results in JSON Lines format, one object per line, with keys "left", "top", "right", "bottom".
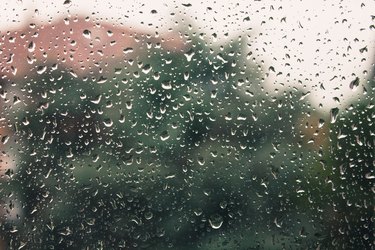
{"left": 0, "top": 1, "right": 373, "bottom": 249}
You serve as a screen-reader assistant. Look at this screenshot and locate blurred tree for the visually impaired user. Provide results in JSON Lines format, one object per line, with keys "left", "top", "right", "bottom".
{"left": 0, "top": 16, "right": 373, "bottom": 250}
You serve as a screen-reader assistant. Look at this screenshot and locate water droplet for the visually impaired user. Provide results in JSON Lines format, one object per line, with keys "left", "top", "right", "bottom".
{"left": 13, "top": 96, "right": 21, "bottom": 105}
{"left": 349, "top": 77, "right": 359, "bottom": 90}
{"left": 123, "top": 47, "right": 133, "bottom": 54}
{"left": 160, "top": 131, "right": 170, "bottom": 141}
{"left": 330, "top": 108, "right": 339, "bottom": 123}
{"left": 274, "top": 217, "right": 282, "bottom": 228}
{"left": 209, "top": 214, "right": 223, "bottom": 229}
{"left": 224, "top": 112, "right": 232, "bottom": 121}
{"left": 237, "top": 114, "right": 246, "bottom": 121}
{"left": 197, "top": 156, "right": 205, "bottom": 166}
{"left": 83, "top": 29, "right": 91, "bottom": 39}
{"left": 318, "top": 118, "right": 325, "bottom": 128}
{"left": 1, "top": 135, "right": 9, "bottom": 144}
{"left": 18, "top": 241, "right": 27, "bottom": 249}
{"left": 219, "top": 201, "right": 228, "bottom": 209}
{"left": 142, "top": 64, "right": 152, "bottom": 74}
{"left": 66, "top": 148, "right": 74, "bottom": 158}
{"left": 22, "top": 117, "right": 30, "bottom": 125}
{"left": 193, "top": 208, "right": 203, "bottom": 216}
{"left": 91, "top": 95, "right": 102, "bottom": 104}
{"left": 184, "top": 49, "right": 195, "bottom": 62}
{"left": 161, "top": 81, "right": 172, "bottom": 90}
{"left": 97, "top": 76, "right": 107, "bottom": 84}
{"left": 145, "top": 211, "right": 153, "bottom": 220}
{"left": 119, "top": 114, "right": 125, "bottom": 123}
{"left": 184, "top": 71, "right": 190, "bottom": 80}
{"left": 359, "top": 46, "right": 368, "bottom": 53}
{"left": 365, "top": 173, "right": 374, "bottom": 179}
{"left": 28, "top": 41, "right": 35, "bottom": 52}
{"left": 36, "top": 65, "right": 47, "bottom": 74}
{"left": 299, "top": 91, "right": 311, "bottom": 101}
{"left": 103, "top": 118, "right": 113, "bottom": 127}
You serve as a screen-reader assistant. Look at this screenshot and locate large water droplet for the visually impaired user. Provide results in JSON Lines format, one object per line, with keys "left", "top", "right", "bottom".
{"left": 209, "top": 214, "right": 223, "bottom": 229}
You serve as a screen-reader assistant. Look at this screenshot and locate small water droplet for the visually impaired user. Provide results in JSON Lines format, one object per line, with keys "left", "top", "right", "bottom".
{"left": 184, "top": 71, "right": 190, "bottom": 80}
{"left": 142, "top": 64, "right": 152, "bottom": 74}
{"left": 349, "top": 77, "right": 359, "bottom": 90}
{"left": 103, "top": 118, "right": 113, "bottom": 127}
{"left": 119, "top": 114, "right": 125, "bottom": 123}
{"left": 219, "top": 201, "right": 228, "bottom": 209}
{"left": 28, "top": 41, "right": 35, "bottom": 52}
{"left": 161, "top": 81, "right": 172, "bottom": 90}
{"left": 330, "top": 108, "right": 339, "bottom": 123}
{"left": 66, "top": 148, "right": 74, "bottom": 158}
{"left": 91, "top": 95, "right": 102, "bottom": 104}
{"left": 22, "top": 117, "right": 30, "bottom": 125}
{"left": 83, "top": 29, "right": 91, "bottom": 39}
{"left": 13, "top": 96, "right": 21, "bottom": 105}
{"left": 197, "top": 156, "right": 205, "bottom": 166}
{"left": 1, "top": 135, "right": 9, "bottom": 144}
{"left": 160, "top": 131, "right": 170, "bottom": 141}
{"left": 365, "top": 173, "right": 374, "bottom": 179}
{"left": 36, "top": 65, "right": 47, "bottom": 74}
{"left": 123, "top": 47, "right": 133, "bottom": 54}
{"left": 97, "top": 76, "right": 107, "bottom": 84}
{"left": 145, "top": 211, "right": 153, "bottom": 220}
{"left": 318, "top": 118, "right": 325, "bottom": 128}
{"left": 193, "top": 208, "right": 203, "bottom": 216}
{"left": 224, "top": 112, "right": 232, "bottom": 121}
{"left": 184, "top": 49, "right": 195, "bottom": 62}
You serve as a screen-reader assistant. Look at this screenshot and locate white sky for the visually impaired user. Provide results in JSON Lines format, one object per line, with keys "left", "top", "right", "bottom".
{"left": 1, "top": 0, "right": 374, "bottom": 109}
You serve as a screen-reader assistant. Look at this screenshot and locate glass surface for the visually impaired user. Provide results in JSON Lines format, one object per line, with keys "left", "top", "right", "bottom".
{"left": 0, "top": 1, "right": 374, "bottom": 249}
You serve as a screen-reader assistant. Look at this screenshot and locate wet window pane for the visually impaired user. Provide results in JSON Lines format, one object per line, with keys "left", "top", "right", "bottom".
{"left": 0, "top": 1, "right": 374, "bottom": 249}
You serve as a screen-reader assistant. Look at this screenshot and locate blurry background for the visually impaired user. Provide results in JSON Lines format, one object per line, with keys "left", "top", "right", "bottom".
{"left": 0, "top": 0, "right": 374, "bottom": 249}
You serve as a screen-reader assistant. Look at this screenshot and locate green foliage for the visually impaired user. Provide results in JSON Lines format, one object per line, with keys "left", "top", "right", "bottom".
{"left": 0, "top": 28, "right": 373, "bottom": 249}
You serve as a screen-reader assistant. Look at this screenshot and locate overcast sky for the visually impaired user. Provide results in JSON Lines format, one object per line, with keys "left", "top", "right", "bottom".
{"left": 1, "top": 0, "right": 374, "bottom": 109}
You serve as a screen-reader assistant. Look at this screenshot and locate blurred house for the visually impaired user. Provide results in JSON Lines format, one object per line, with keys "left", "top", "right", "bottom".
{"left": 1, "top": 16, "right": 184, "bottom": 81}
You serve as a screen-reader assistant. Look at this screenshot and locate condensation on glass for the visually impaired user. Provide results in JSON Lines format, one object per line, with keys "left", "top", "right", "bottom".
{"left": 0, "top": 1, "right": 373, "bottom": 249}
